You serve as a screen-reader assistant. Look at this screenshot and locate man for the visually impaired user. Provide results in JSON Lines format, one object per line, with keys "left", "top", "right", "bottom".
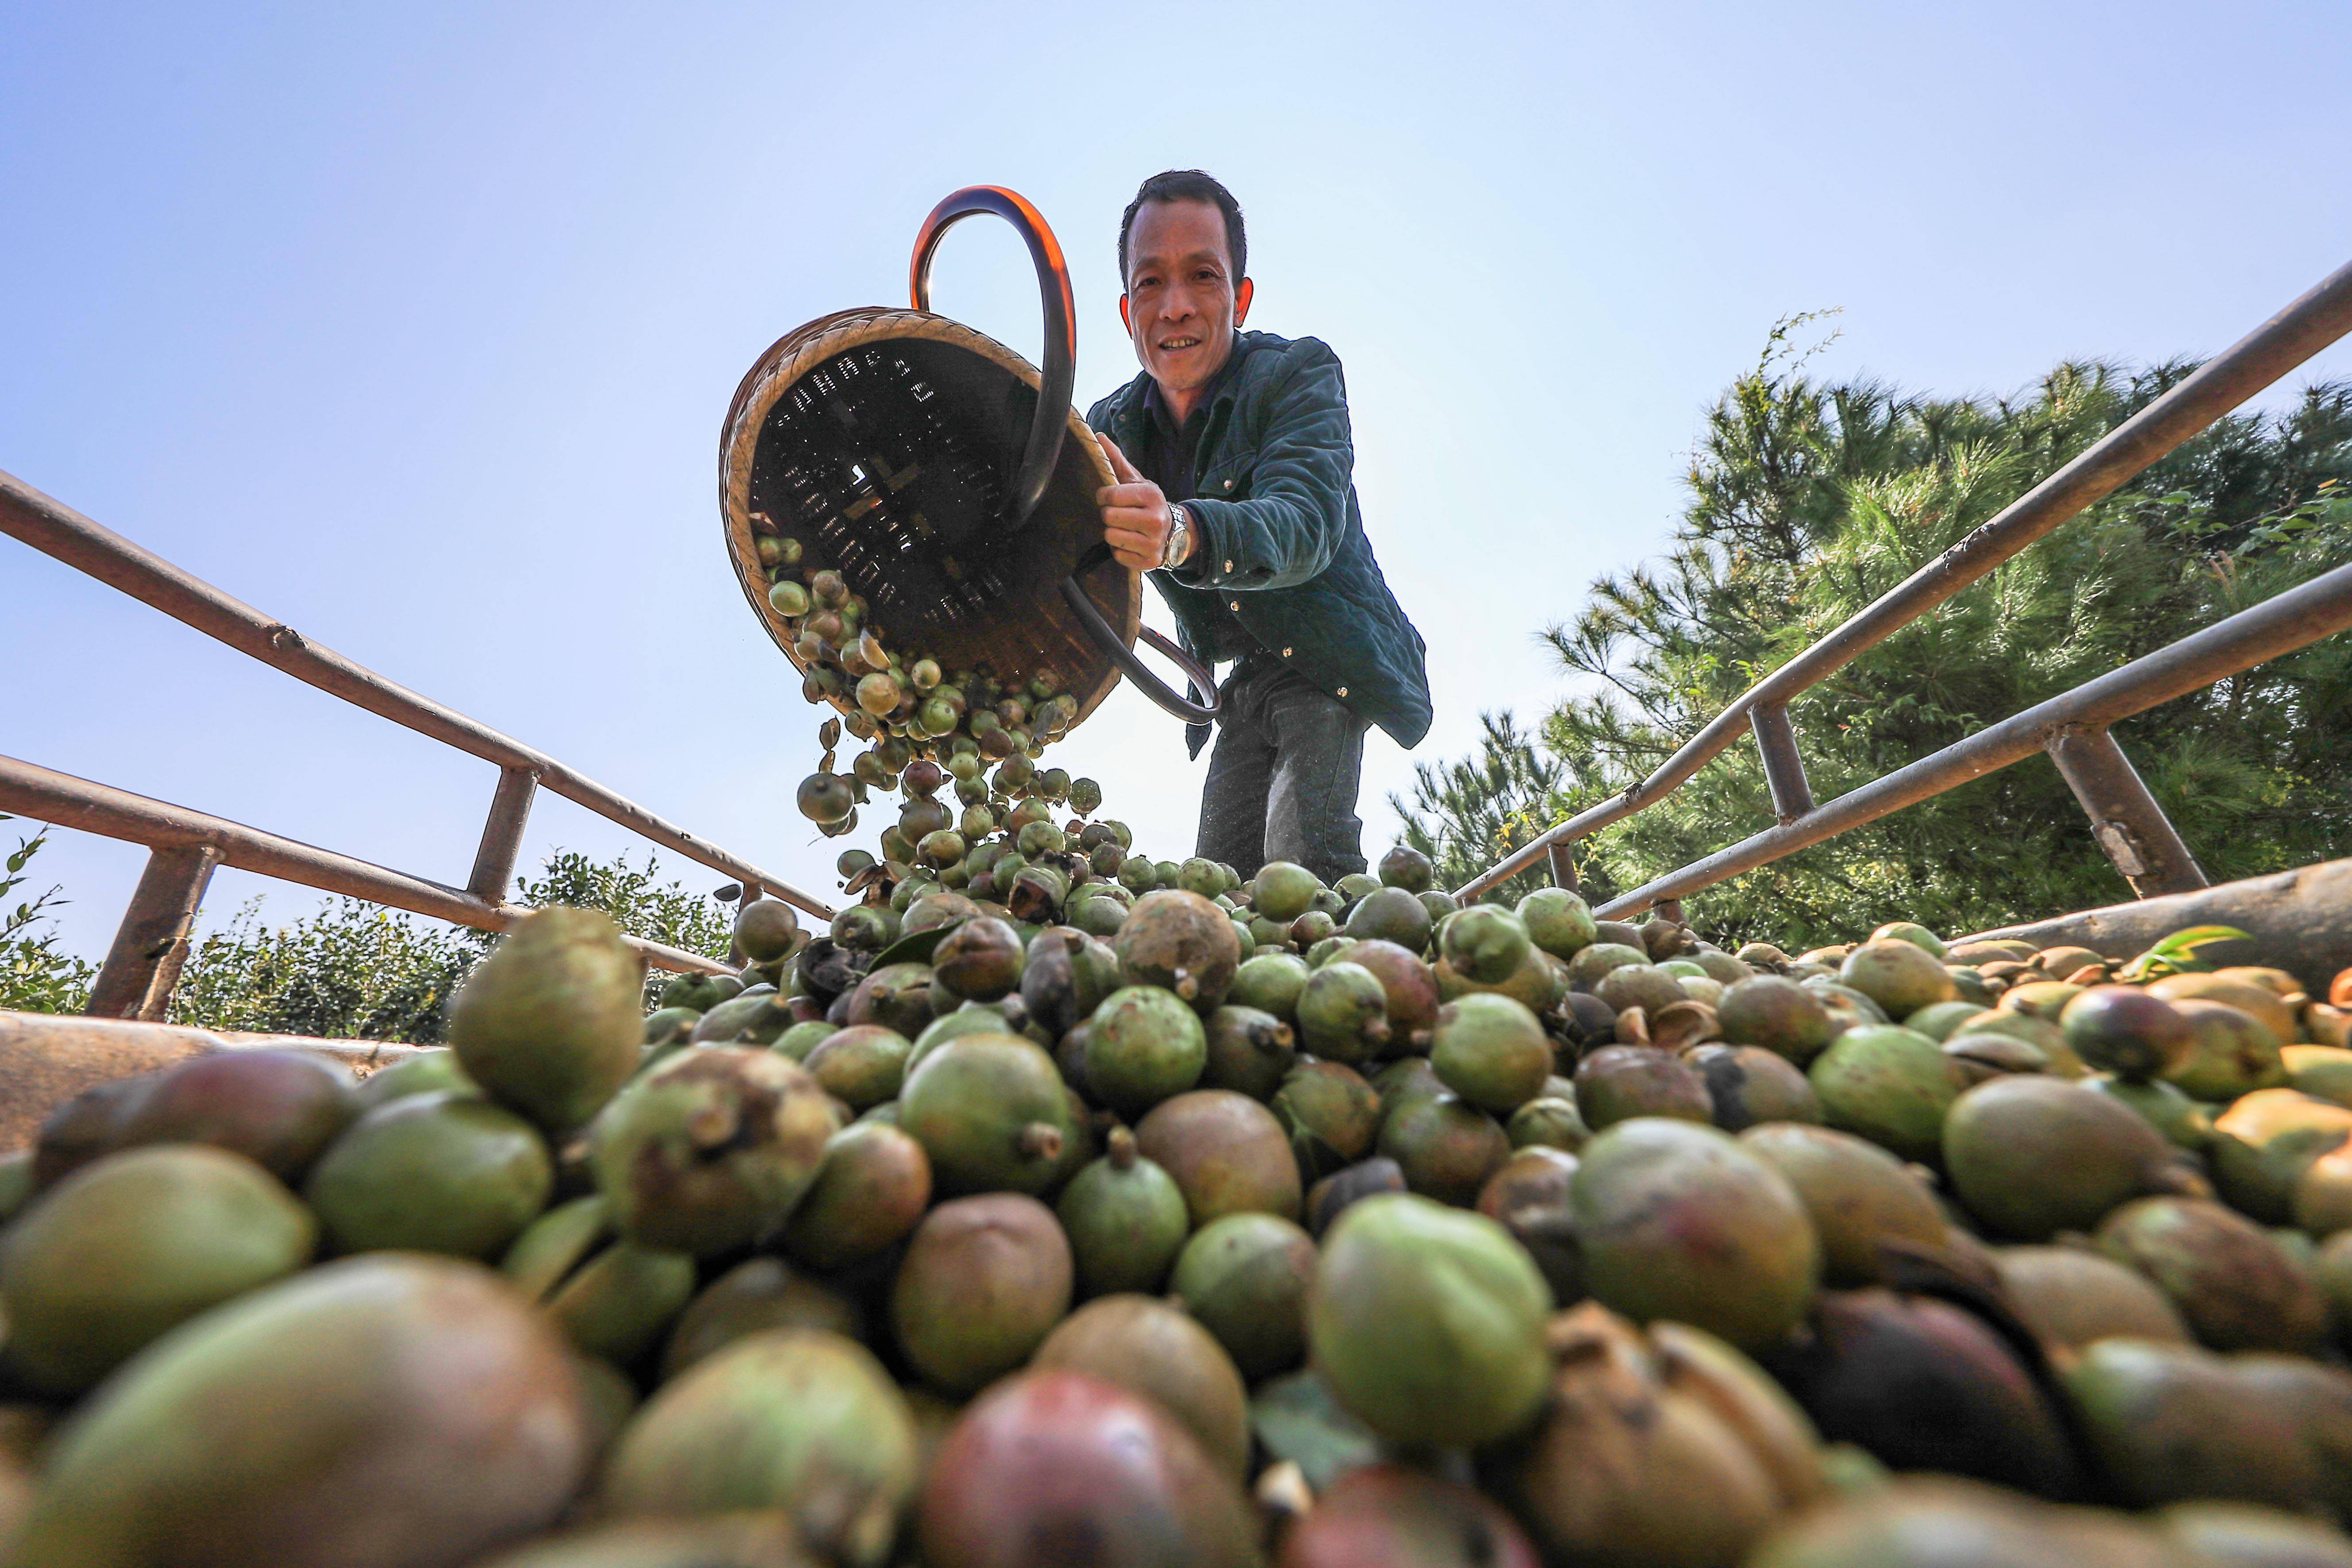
{"left": 1088, "top": 169, "right": 1430, "bottom": 884}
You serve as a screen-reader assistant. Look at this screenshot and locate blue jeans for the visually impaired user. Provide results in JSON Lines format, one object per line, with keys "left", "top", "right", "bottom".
{"left": 1195, "top": 660, "right": 1371, "bottom": 883}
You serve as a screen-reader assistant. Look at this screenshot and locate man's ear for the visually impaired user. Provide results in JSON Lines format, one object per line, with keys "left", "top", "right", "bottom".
{"left": 1233, "top": 278, "right": 1255, "bottom": 327}
{"left": 1118, "top": 295, "right": 1132, "bottom": 335}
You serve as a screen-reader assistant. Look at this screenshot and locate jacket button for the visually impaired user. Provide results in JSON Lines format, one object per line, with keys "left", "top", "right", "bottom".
{"left": 1282, "top": 647, "right": 1293, "bottom": 657}
{"left": 1224, "top": 559, "right": 1234, "bottom": 573}
{"left": 1229, "top": 601, "right": 1240, "bottom": 611}
{"left": 1223, "top": 479, "right": 1234, "bottom": 490}
{"left": 1337, "top": 686, "right": 1348, "bottom": 697}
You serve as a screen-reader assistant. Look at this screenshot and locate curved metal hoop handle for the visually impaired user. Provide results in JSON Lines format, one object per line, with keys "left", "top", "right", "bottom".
{"left": 1059, "top": 545, "right": 1223, "bottom": 723}
{"left": 910, "top": 186, "right": 1076, "bottom": 528}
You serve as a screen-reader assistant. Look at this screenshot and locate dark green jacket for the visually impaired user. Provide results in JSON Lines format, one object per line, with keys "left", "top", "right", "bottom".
{"left": 1086, "top": 330, "right": 1432, "bottom": 757}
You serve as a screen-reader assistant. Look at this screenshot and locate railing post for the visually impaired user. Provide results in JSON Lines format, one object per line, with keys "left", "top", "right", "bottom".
{"left": 86, "top": 845, "right": 220, "bottom": 1020}
{"left": 1749, "top": 703, "right": 1814, "bottom": 823}
{"left": 466, "top": 766, "right": 538, "bottom": 904}
{"left": 1546, "top": 840, "right": 1581, "bottom": 895}
{"left": 2044, "top": 725, "right": 2209, "bottom": 898}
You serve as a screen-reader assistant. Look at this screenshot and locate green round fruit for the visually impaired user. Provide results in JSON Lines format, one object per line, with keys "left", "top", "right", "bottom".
{"left": 733, "top": 899, "right": 802, "bottom": 964}
{"left": 898, "top": 1033, "right": 1076, "bottom": 1196}
{"left": 1376, "top": 1092, "right": 1511, "bottom": 1207}
{"left": 1440, "top": 906, "right": 1532, "bottom": 986}
{"left": 1307, "top": 1194, "right": 1551, "bottom": 1448}
{"left": 1378, "top": 845, "right": 1435, "bottom": 894}
{"left": 1179, "top": 858, "right": 1226, "bottom": 899}
{"left": 1738, "top": 1123, "right": 1945, "bottom": 1287}
{"left": 803, "top": 1026, "right": 912, "bottom": 1111}
{"left": 1255, "top": 862, "right": 1322, "bottom": 923}
{"left": 351, "top": 1048, "right": 480, "bottom": 1114}
{"left": 1807, "top": 1025, "right": 1966, "bottom": 1164}
{"left": 661, "top": 1257, "right": 865, "bottom": 1381}
{"left": 449, "top": 907, "right": 645, "bottom": 1134}
{"left": 1869, "top": 922, "right": 1949, "bottom": 960}
{"left": 13, "top": 1255, "right": 590, "bottom": 1568}
{"left": 1295, "top": 961, "right": 1393, "bottom": 1064}
{"left": 1995, "top": 1245, "right": 2190, "bottom": 1349}
{"left": 1086, "top": 986, "right": 1210, "bottom": 1117}
{"left": 1686, "top": 1044, "right": 1821, "bottom": 1131}
{"left": 1593, "top": 962, "right": 1688, "bottom": 1018}
{"left": 1274, "top": 1061, "right": 1384, "bottom": 1179}
{"left": 307, "top": 1091, "right": 552, "bottom": 1260}
{"left": 1170, "top": 1213, "right": 1318, "bottom": 1381}
{"left": 1567, "top": 942, "right": 1652, "bottom": 988}
{"left": 1942, "top": 1075, "right": 2178, "bottom": 1240}
{"left": 1508, "top": 1095, "right": 1590, "bottom": 1153}
{"left": 1200, "top": 1005, "right": 1297, "bottom": 1100}
{"left": 542, "top": 1243, "right": 696, "bottom": 1366}
{"left": 1517, "top": 887, "right": 1598, "bottom": 959}
{"left": 2082, "top": 1073, "right": 2212, "bottom": 1150}
{"left": 773, "top": 1019, "right": 836, "bottom": 1063}
{"left": 1056, "top": 1128, "right": 1191, "bottom": 1298}
{"left": 2165, "top": 1000, "right": 2286, "bottom": 1101}
{"left": 1837, "top": 940, "right": 1958, "bottom": 1020}
{"left": 2210, "top": 1089, "right": 2352, "bottom": 1223}
{"left": 588, "top": 1049, "right": 835, "bottom": 1256}
{"left": 1, "top": 1145, "right": 316, "bottom": 1394}
{"left": 1903, "top": 999, "right": 1985, "bottom": 1042}
{"left": 603, "top": 1329, "right": 916, "bottom": 1565}
{"left": 1343, "top": 887, "right": 1432, "bottom": 952}
{"left": 1430, "top": 993, "right": 1552, "bottom": 1113}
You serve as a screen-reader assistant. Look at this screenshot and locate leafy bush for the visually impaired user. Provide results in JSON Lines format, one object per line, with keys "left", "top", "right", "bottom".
{"left": 0, "top": 818, "right": 96, "bottom": 1015}
{"left": 167, "top": 849, "right": 734, "bottom": 1043}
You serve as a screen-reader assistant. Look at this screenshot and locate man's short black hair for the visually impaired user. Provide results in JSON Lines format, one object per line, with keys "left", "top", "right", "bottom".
{"left": 1117, "top": 170, "right": 1246, "bottom": 287}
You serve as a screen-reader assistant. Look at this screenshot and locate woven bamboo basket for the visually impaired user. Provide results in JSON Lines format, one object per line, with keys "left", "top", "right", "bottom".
{"left": 717, "top": 188, "right": 1214, "bottom": 733}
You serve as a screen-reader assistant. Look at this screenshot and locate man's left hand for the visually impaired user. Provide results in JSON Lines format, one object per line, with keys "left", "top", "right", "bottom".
{"left": 1096, "top": 434, "right": 1193, "bottom": 572}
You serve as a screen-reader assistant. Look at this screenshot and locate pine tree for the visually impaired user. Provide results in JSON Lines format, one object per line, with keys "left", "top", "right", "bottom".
{"left": 1401, "top": 326, "right": 2352, "bottom": 949}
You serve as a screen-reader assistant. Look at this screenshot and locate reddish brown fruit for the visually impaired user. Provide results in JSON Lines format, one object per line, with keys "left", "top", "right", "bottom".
{"left": 1279, "top": 1464, "right": 1540, "bottom": 1568}
{"left": 1135, "top": 1090, "right": 1302, "bottom": 1225}
{"left": 113, "top": 1050, "right": 356, "bottom": 1184}
{"left": 918, "top": 1370, "right": 1261, "bottom": 1568}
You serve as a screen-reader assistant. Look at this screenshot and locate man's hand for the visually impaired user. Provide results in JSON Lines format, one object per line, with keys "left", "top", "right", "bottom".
{"left": 1096, "top": 434, "right": 1193, "bottom": 572}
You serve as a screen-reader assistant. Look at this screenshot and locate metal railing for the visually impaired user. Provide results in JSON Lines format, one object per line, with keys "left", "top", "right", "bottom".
{"left": 2, "top": 471, "right": 836, "bottom": 1019}
{"left": 1458, "top": 256, "right": 2352, "bottom": 919}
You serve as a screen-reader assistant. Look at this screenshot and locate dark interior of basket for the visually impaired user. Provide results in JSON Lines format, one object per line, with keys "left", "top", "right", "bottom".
{"left": 747, "top": 336, "right": 1126, "bottom": 698}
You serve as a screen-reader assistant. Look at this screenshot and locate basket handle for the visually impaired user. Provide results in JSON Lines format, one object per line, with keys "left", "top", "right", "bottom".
{"left": 1059, "top": 545, "right": 1223, "bottom": 723}
{"left": 910, "top": 186, "right": 1076, "bottom": 528}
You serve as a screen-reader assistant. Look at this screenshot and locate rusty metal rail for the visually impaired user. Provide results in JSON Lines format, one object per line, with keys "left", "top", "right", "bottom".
{"left": 1458, "top": 254, "right": 2352, "bottom": 916}
{"left": 3, "top": 470, "right": 838, "bottom": 1016}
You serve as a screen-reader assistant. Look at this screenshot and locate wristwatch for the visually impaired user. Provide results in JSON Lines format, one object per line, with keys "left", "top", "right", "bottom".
{"left": 1162, "top": 503, "right": 1191, "bottom": 570}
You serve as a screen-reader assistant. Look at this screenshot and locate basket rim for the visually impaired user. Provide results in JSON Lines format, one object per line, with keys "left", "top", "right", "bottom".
{"left": 717, "top": 307, "right": 1138, "bottom": 733}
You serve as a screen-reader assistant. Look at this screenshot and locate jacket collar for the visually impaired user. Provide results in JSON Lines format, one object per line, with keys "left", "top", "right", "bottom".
{"left": 1118, "top": 331, "right": 1262, "bottom": 449}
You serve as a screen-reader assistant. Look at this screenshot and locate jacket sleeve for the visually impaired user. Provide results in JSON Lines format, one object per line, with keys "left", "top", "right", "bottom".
{"left": 1166, "top": 342, "right": 1353, "bottom": 593}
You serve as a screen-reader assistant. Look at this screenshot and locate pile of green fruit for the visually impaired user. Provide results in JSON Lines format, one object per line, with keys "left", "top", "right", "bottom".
{"left": 761, "top": 525, "right": 1086, "bottom": 845}
{"left": 7, "top": 850, "right": 2352, "bottom": 1568}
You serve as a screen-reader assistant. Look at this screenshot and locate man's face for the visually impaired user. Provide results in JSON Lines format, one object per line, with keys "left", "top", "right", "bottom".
{"left": 1120, "top": 199, "right": 1253, "bottom": 398}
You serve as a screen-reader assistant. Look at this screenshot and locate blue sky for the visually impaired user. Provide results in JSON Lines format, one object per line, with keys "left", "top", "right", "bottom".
{"left": 6, "top": 0, "right": 2349, "bottom": 962}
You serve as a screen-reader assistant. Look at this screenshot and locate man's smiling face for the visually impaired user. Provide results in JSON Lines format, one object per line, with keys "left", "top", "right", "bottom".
{"left": 1121, "top": 199, "right": 1253, "bottom": 407}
